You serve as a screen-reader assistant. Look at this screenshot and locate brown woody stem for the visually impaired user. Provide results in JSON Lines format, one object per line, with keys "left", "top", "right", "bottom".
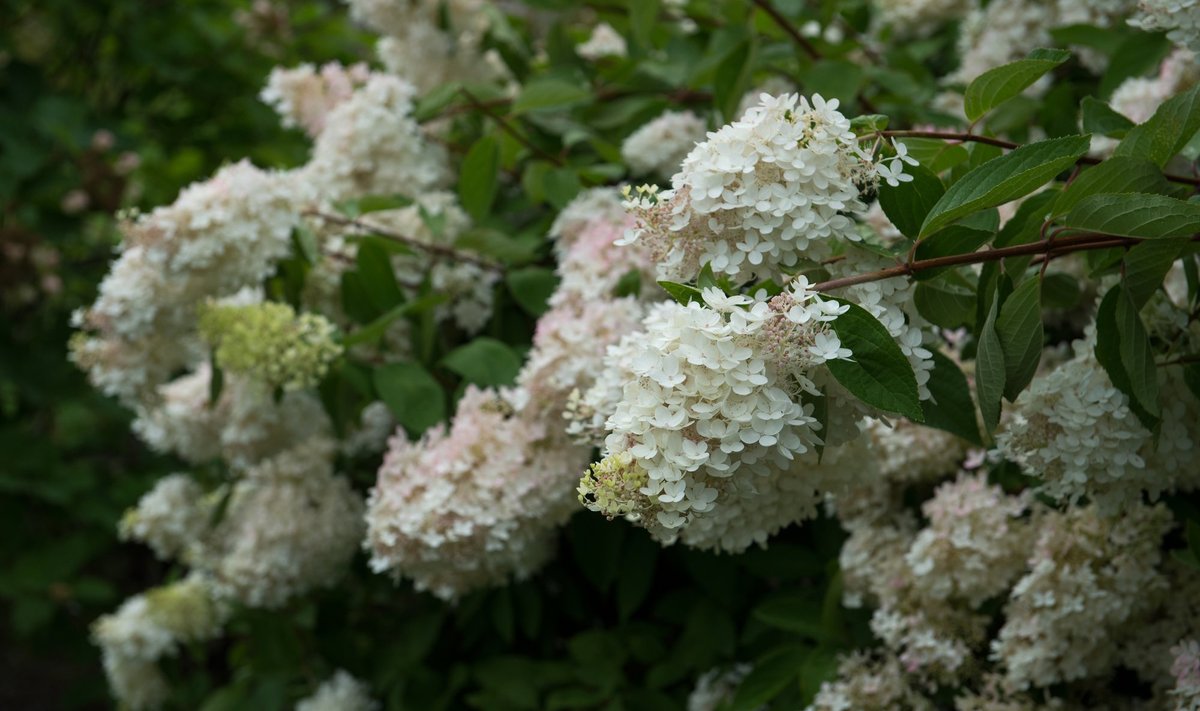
{"left": 303, "top": 210, "right": 504, "bottom": 272}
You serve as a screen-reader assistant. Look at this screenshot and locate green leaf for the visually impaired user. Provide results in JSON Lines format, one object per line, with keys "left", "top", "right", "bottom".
{"left": 714, "top": 38, "right": 755, "bottom": 122}
{"left": 1081, "top": 96, "right": 1134, "bottom": 138}
{"left": 914, "top": 280, "right": 975, "bottom": 330}
{"left": 752, "top": 593, "right": 825, "bottom": 640}
{"left": 342, "top": 292, "right": 448, "bottom": 348}
{"left": 506, "top": 267, "right": 560, "bottom": 317}
{"left": 901, "top": 138, "right": 970, "bottom": 174}
{"left": 976, "top": 298, "right": 1006, "bottom": 435}
{"left": 1123, "top": 238, "right": 1188, "bottom": 309}
{"left": 912, "top": 225, "right": 994, "bottom": 280}
{"left": 1062, "top": 193, "right": 1200, "bottom": 239}
{"left": 1100, "top": 31, "right": 1172, "bottom": 98}
{"left": 877, "top": 163, "right": 944, "bottom": 240}
{"left": 1094, "top": 285, "right": 1160, "bottom": 430}
{"left": 441, "top": 338, "right": 522, "bottom": 386}
{"left": 355, "top": 241, "right": 405, "bottom": 314}
{"left": 617, "top": 532, "right": 658, "bottom": 620}
{"left": 290, "top": 225, "right": 319, "bottom": 265}
{"left": 1183, "top": 363, "right": 1200, "bottom": 403}
{"left": 1114, "top": 83, "right": 1200, "bottom": 167}
{"left": 826, "top": 301, "right": 924, "bottom": 421}
{"left": 512, "top": 78, "right": 592, "bottom": 113}
{"left": 729, "top": 646, "right": 807, "bottom": 711}
{"left": 1052, "top": 156, "right": 1175, "bottom": 216}
{"left": 964, "top": 48, "right": 1071, "bottom": 123}
{"left": 995, "top": 276, "right": 1043, "bottom": 400}
{"left": 413, "top": 82, "right": 464, "bottom": 122}
{"left": 921, "top": 350, "right": 983, "bottom": 445}
{"left": 459, "top": 135, "right": 500, "bottom": 221}
{"left": 658, "top": 280, "right": 703, "bottom": 305}
{"left": 920, "top": 135, "right": 1090, "bottom": 237}
{"left": 849, "top": 114, "right": 889, "bottom": 134}
{"left": 374, "top": 362, "right": 446, "bottom": 436}
{"left": 355, "top": 194, "right": 415, "bottom": 214}
{"left": 1041, "top": 272, "right": 1081, "bottom": 309}
{"left": 628, "top": 0, "right": 659, "bottom": 49}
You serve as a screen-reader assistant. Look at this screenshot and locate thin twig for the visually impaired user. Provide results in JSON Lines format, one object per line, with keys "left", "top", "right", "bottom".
{"left": 811, "top": 233, "right": 1200, "bottom": 292}
{"left": 459, "top": 88, "right": 565, "bottom": 167}
{"left": 304, "top": 210, "right": 503, "bottom": 272}
{"left": 749, "top": 0, "right": 880, "bottom": 114}
{"left": 876, "top": 130, "right": 1200, "bottom": 188}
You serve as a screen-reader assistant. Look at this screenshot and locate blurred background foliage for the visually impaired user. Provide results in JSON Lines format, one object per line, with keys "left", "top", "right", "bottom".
{"left": 0, "top": 1, "right": 365, "bottom": 705}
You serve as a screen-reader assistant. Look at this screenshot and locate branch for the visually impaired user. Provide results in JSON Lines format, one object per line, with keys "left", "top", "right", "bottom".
{"left": 459, "top": 88, "right": 565, "bottom": 167}
{"left": 748, "top": 0, "right": 822, "bottom": 60}
{"left": 878, "top": 130, "right": 1200, "bottom": 188}
{"left": 749, "top": 0, "right": 880, "bottom": 114}
{"left": 304, "top": 210, "right": 503, "bottom": 272}
{"left": 810, "top": 233, "right": 1200, "bottom": 292}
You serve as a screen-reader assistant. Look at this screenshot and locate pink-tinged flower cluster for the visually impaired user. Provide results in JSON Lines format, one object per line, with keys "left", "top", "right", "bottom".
{"left": 261, "top": 61, "right": 374, "bottom": 137}
{"left": 366, "top": 387, "right": 590, "bottom": 600}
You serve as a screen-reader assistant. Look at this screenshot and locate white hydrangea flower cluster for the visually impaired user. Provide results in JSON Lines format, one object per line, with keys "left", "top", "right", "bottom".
{"left": 806, "top": 652, "right": 935, "bottom": 711}
{"left": 686, "top": 664, "right": 754, "bottom": 711}
{"left": 260, "top": 61, "right": 374, "bottom": 137}
{"left": 581, "top": 282, "right": 888, "bottom": 549}
{"left": 1131, "top": 0, "right": 1200, "bottom": 53}
{"left": 621, "top": 93, "right": 895, "bottom": 284}
{"left": 296, "top": 670, "right": 380, "bottom": 711}
{"left": 991, "top": 503, "right": 1173, "bottom": 690}
{"left": 997, "top": 333, "right": 1200, "bottom": 512}
{"left": 195, "top": 439, "right": 366, "bottom": 608}
{"left": 621, "top": 110, "right": 708, "bottom": 178}
{"left": 119, "top": 474, "right": 208, "bottom": 561}
{"left": 906, "top": 475, "right": 1034, "bottom": 608}
{"left": 1171, "top": 640, "right": 1200, "bottom": 710}
{"left": 343, "top": 0, "right": 504, "bottom": 93}
{"left": 577, "top": 22, "right": 628, "bottom": 60}
{"left": 300, "top": 74, "right": 450, "bottom": 202}
{"left": 121, "top": 441, "right": 366, "bottom": 610}
{"left": 868, "top": 418, "right": 968, "bottom": 485}
{"left": 953, "top": 0, "right": 1135, "bottom": 85}
{"left": 132, "top": 365, "right": 332, "bottom": 469}
{"left": 366, "top": 386, "right": 590, "bottom": 600}
{"left": 71, "top": 160, "right": 311, "bottom": 405}
{"left": 92, "top": 575, "right": 228, "bottom": 711}
{"left": 870, "top": 0, "right": 972, "bottom": 38}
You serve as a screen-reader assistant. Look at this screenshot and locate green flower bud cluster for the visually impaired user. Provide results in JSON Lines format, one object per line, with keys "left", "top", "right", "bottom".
{"left": 199, "top": 301, "right": 342, "bottom": 390}
{"left": 578, "top": 451, "right": 652, "bottom": 520}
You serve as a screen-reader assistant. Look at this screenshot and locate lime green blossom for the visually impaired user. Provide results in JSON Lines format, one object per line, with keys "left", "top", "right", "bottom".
{"left": 199, "top": 301, "right": 342, "bottom": 390}
{"left": 578, "top": 451, "right": 652, "bottom": 520}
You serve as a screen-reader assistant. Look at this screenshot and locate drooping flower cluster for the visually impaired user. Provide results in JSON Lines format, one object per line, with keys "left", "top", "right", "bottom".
{"left": 580, "top": 283, "right": 872, "bottom": 549}
{"left": 620, "top": 110, "right": 708, "bottom": 178}
{"left": 621, "top": 93, "right": 897, "bottom": 284}
{"left": 118, "top": 474, "right": 208, "bottom": 561}
{"left": 1170, "top": 640, "right": 1200, "bottom": 709}
{"left": 1131, "top": 0, "right": 1200, "bottom": 53}
{"left": 92, "top": 575, "right": 228, "bottom": 711}
{"left": 70, "top": 160, "right": 311, "bottom": 404}
{"left": 296, "top": 670, "right": 380, "bottom": 711}
{"left": 366, "top": 387, "right": 589, "bottom": 600}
